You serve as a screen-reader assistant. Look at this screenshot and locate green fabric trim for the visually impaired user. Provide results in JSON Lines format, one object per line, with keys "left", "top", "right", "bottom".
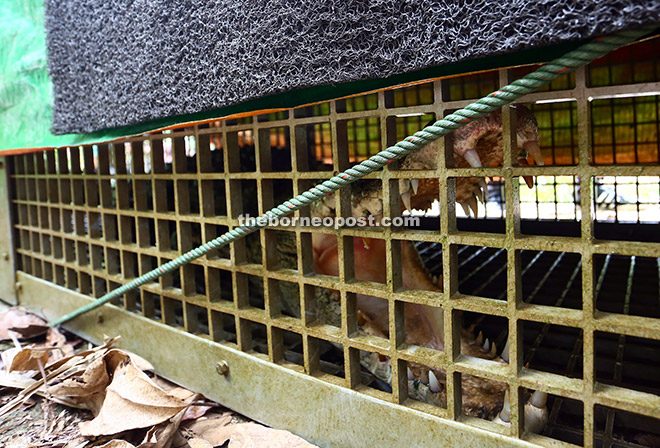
{"left": 0, "top": 0, "right": 590, "bottom": 153}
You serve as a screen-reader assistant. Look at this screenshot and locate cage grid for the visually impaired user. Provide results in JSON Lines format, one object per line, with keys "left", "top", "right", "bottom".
{"left": 6, "top": 37, "right": 660, "bottom": 448}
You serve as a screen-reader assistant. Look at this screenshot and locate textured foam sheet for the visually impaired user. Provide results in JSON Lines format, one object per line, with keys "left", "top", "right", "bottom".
{"left": 45, "top": 0, "right": 660, "bottom": 134}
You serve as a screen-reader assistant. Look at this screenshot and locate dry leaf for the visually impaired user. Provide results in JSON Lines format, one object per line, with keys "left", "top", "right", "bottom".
{"left": 165, "top": 386, "right": 196, "bottom": 401}
{"left": 46, "top": 326, "right": 67, "bottom": 346}
{"left": 48, "top": 354, "right": 110, "bottom": 398}
{"left": 47, "top": 353, "right": 110, "bottom": 414}
{"left": 139, "top": 407, "right": 188, "bottom": 448}
{"left": 8, "top": 328, "right": 73, "bottom": 372}
{"left": 0, "top": 370, "right": 37, "bottom": 389}
{"left": 0, "top": 308, "right": 46, "bottom": 340}
{"left": 1, "top": 347, "right": 21, "bottom": 372}
{"left": 183, "top": 413, "right": 234, "bottom": 446}
{"left": 188, "top": 438, "right": 213, "bottom": 448}
{"left": 123, "top": 350, "right": 154, "bottom": 372}
{"left": 183, "top": 405, "right": 213, "bottom": 421}
{"left": 63, "top": 437, "right": 89, "bottom": 448}
{"left": 97, "top": 441, "right": 137, "bottom": 448}
{"left": 228, "top": 423, "right": 317, "bottom": 448}
{"left": 0, "top": 336, "right": 120, "bottom": 419}
{"left": 9, "top": 346, "right": 50, "bottom": 372}
{"left": 23, "top": 327, "right": 73, "bottom": 366}
{"left": 79, "top": 360, "right": 190, "bottom": 436}
{"left": 8, "top": 323, "right": 49, "bottom": 340}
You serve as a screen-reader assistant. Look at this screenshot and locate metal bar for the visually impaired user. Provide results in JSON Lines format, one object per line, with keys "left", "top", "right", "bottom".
{"left": 0, "top": 157, "right": 17, "bottom": 304}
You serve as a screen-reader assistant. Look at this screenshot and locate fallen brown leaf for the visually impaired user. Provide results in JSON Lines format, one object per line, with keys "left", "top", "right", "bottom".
{"left": 0, "top": 336, "right": 120, "bottom": 419}
{"left": 228, "top": 423, "right": 317, "bottom": 448}
{"left": 79, "top": 359, "right": 191, "bottom": 436}
{"left": 2, "top": 347, "right": 21, "bottom": 372}
{"left": 7, "top": 327, "right": 73, "bottom": 373}
{"left": 182, "top": 412, "right": 234, "bottom": 446}
{"left": 151, "top": 376, "right": 212, "bottom": 420}
{"left": 46, "top": 326, "right": 67, "bottom": 346}
{"left": 97, "top": 441, "right": 136, "bottom": 448}
{"left": 139, "top": 407, "right": 189, "bottom": 448}
{"left": 188, "top": 438, "right": 213, "bottom": 448}
{"left": 182, "top": 405, "right": 213, "bottom": 421}
{"left": 123, "top": 350, "right": 154, "bottom": 372}
{"left": 63, "top": 436, "right": 89, "bottom": 448}
{"left": 8, "top": 323, "right": 49, "bottom": 340}
{"left": 9, "top": 346, "right": 49, "bottom": 372}
{"left": 47, "top": 352, "right": 110, "bottom": 414}
{"left": 0, "top": 308, "right": 46, "bottom": 340}
{"left": 0, "top": 370, "right": 37, "bottom": 389}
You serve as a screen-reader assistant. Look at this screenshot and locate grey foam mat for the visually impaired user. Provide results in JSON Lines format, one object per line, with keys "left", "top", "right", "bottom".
{"left": 45, "top": 0, "right": 660, "bottom": 134}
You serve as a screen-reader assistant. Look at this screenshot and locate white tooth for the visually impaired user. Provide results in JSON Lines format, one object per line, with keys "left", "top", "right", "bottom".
{"left": 490, "top": 341, "right": 497, "bottom": 357}
{"left": 474, "top": 185, "right": 484, "bottom": 204}
{"left": 464, "top": 149, "right": 482, "bottom": 168}
{"left": 407, "top": 367, "right": 414, "bottom": 380}
{"left": 399, "top": 179, "right": 411, "bottom": 194}
{"left": 467, "top": 196, "right": 479, "bottom": 218}
{"left": 432, "top": 275, "right": 438, "bottom": 285}
{"left": 476, "top": 331, "right": 483, "bottom": 345}
{"left": 479, "top": 179, "right": 489, "bottom": 201}
{"left": 529, "top": 390, "right": 547, "bottom": 408}
{"left": 410, "top": 178, "right": 420, "bottom": 195}
{"left": 459, "top": 201, "right": 471, "bottom": 217}
{"left": 429, "top": 371, "right": 441, "bottom": 393}
{"left": 501, "top": 339, "right": 510, "bottom": 363}
{"left": 499, "top": 390, "right": 511, "bottom": 423}
{"left": 401, "top": 191, "right": 412, "bottom": 211}
{"left": 482, "top": 338, "right": 490, "bottom": 352}
{"left": 524, "top": 392, "right": 549, "bottom": 434}
{"left": 524, "top": 142, "right": 545, "bottom": 166}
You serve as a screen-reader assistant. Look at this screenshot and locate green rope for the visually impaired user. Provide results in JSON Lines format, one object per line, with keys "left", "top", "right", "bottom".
{"left": 49, "top": 26, "right": 655, "bottom": 327}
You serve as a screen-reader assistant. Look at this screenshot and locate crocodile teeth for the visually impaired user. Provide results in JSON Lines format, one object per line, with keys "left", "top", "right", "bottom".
{"left": 524, "top": 141, "right": 545, "bottom": 166}
{"left": 476, "top": 331, "right": 483, "bottom": 345}
{"left": 432, "top": 275, "right": 439, "bottom": 285}
{"left": 429, "top": 371, "right": 441, "bottom": 393}
{"left": 479, "top": 178, "right": 489, "bottom": 201}
{"left": 529, "top": 390, "right": 547, "bottom": 408}
{"left": 474, "top": 185, "right": 484, "bottom": 204}
{"left": 419, "top": 370, "right": 429, "bottom": 385}
{"left": 498, "top": 390, "right": 512, "bottom": 423}
{"left": 490, "top": 341, "right": 497, "bottom": 357}
{"left": 525, "top": 391, "right": 549, "bottom": 434}
{"left": 410, "top": 178, "right": 420, "bottom": 195}
{"left": 401, "top": 191, "right": 412, "bottom": 211}
{"left": 407, "top": 367, "right": 414, "bottom": 380}
{"left": 459, "top": 201, "right": 471, "bottom": 217}
{"left": 479, "top": 178, "right": 488, "bottom": 200}
{"left": 399, "top": 178, "right": 411, "bottom": 194}
{"left": 501, "top": 338, "right": 510, "bottom": 363}
{"left": 464, "top": 149, "right": 482, "bottom": 168}
{"left": 482, "top": 338, "right": 490, "bottom": 352}
{"left": 466, "top": 196, "right": 479, "bottom": 218}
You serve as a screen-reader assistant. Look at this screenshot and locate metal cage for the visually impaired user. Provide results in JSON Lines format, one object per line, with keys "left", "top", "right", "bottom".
{"left": 2, "top": 36, "right": 660, "bottom": 448}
